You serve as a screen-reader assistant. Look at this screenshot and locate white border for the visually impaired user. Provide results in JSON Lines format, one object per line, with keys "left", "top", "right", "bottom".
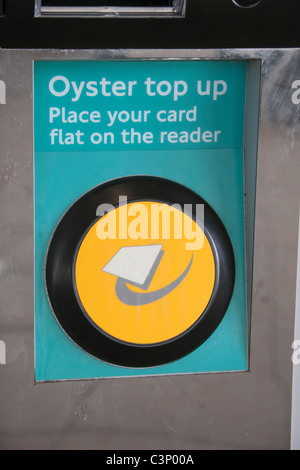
{"left": 291, "top": 205, "right": 300, "bottom": 449}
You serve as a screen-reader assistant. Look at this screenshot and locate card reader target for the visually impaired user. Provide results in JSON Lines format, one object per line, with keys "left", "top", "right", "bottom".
{"left": 102, "top": 244, "right": 194, "bottom": 306}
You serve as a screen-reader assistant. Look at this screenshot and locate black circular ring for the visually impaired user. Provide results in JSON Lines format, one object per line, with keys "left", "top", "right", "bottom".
{"left": 45, "top": 175, "right": 235, "bottom": 368}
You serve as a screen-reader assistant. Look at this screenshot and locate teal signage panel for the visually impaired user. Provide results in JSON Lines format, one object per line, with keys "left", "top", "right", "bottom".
{"left": 34, "top": 59, "right": 250, "bottom": 382}
{"left": 34, "top": 60, "right": 246, "bottom": 152}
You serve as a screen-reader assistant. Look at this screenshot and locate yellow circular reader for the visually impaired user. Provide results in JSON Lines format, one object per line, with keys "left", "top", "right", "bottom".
{"left": 75, "top": 201, "right": 216, "bottom": 345}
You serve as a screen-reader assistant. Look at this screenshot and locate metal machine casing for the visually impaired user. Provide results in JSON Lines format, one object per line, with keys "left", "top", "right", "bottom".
{"left": 0, "top": 0, "right": 299, "bottom": 453}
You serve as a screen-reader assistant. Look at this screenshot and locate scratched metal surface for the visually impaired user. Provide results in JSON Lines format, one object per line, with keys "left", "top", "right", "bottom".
{"left": 0, "top": 48, "right": 299, "bottom": 450}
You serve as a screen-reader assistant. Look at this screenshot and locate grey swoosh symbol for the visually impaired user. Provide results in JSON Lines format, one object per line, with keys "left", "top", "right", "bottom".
{"left": 115, "top": 254, "right": 193, "bottom": 306}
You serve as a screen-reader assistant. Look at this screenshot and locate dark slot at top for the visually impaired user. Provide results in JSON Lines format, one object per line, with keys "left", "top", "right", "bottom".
{"left": 36, "top": 0, "right": 184, "bottom": 17}
{"left": 41, "top": 1, "right": 174, "bottom": 7}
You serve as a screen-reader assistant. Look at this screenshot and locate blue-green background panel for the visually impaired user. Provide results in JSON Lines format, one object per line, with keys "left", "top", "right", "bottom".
{"left": 34, "top": 148, "right": 247, "bottom": 381}
{"left": 34, "top": 60, "right": 247, "bottom": 153}
{"left": 34, "top": 59, "right": 248, "bottom": 381}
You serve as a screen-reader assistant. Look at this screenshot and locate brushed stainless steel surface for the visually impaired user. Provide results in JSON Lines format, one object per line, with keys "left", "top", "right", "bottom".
{"left": 0, "top": 48, "right": 299, "bottom": 449}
